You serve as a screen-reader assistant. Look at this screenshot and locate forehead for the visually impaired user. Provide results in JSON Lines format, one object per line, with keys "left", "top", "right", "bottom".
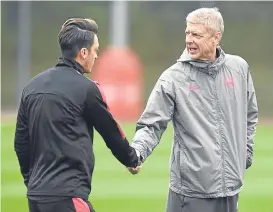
{"left": 93, "top": 34, "right": 99, "bottom": 47}
{"left": 185, "top": 22, "right": 207, "bottom": 33}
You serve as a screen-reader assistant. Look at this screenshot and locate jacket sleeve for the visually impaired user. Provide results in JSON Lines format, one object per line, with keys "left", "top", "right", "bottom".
{"left": 14, "top": 93, "right": 30, "bottom": 186}
{"left": 246, "top": 68, "right": 258, "bottom": 169}
{"left": 131, "top": 72, "right": 175, "bottom": 162}
{"left": 85, "top": 81, "right": 139, "bottom": 168}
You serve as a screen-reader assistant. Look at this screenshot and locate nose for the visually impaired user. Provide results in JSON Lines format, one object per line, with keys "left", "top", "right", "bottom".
{"left": 185, "top": 33, "right": 193, "bottom": 44}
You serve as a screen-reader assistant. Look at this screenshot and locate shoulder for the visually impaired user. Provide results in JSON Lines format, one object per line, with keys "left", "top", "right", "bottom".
{"left": 84, "top": 79, "right": 106, "bottom": 101}
{"left": 225, "top": 54, "right": 249, "bottom": 69}
{"left": 153, "top": 62, "right": 185, "bottom": 94}
{"left": 224, "top": 53, "right": 250, "bottom": 77}
{"left": 22, "top": 67, "right": 55, "bottom": 95}
{"left": 159, "top": 62, "right": 188, "bottom": 82}
{"left": 88, "top": 80, "right": 103, "bottom": 94}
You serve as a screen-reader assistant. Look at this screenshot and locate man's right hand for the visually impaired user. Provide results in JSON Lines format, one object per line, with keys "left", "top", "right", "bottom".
{"left": 127, "top": 148, "right": 142, "bottom": 174}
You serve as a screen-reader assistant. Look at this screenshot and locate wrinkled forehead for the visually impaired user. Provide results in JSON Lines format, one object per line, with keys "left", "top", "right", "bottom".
{"left": 185, "top": 22, "right": 208, "bottom": 33}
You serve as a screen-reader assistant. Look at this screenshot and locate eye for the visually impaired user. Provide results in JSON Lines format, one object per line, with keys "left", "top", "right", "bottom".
{"left": 192, "top": 33, "right": 200, "bottom": 37}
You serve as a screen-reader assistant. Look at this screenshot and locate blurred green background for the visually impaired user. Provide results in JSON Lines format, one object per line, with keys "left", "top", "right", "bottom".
{"left": 1, "top": 1, "right": 273, "bottom": 212}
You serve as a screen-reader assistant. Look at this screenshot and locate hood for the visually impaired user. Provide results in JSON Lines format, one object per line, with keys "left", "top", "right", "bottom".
{"left": 177, "top": 47, "right": 226, "bottom": 75}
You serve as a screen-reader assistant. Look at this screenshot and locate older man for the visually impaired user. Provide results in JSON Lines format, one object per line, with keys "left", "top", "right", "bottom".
{"left": 129, "top": 7, "right": 258, "bottom": 212}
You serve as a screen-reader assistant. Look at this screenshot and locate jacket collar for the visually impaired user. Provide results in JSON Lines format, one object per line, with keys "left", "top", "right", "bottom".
{"left": 177, "top": 47, "right": 226, "bottom": 75}
{"left": 56, "top": 56, "right": 84, "bottom": 75}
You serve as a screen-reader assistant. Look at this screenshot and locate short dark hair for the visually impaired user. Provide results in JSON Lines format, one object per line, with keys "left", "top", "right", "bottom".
{"left": 58, "top": 18, "right": 98, "bottom": 58}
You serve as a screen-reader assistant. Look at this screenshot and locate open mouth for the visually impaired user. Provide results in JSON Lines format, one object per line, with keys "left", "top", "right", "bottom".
{"left": 188, "top": 48, "right": 198, "bottom": 54}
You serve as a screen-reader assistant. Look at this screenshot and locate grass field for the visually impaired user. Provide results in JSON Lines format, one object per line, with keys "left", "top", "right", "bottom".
{"left": 1, "top": 121, "right": 273, "bottom": 212}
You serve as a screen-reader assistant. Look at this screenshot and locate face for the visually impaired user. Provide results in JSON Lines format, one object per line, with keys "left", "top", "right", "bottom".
{"left": 185, "top": 22, "right": 221, "bottom": 60}
{"left": 80, "top": 34, "right": 99, "bottom": 73}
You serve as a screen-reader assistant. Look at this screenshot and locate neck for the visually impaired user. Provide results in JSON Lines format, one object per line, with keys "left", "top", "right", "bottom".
{"left": 59, "top": 56, "right": 85, "bottom": 75}
{"left": 202, "top": 48, "right": 218, "bottom": 61}
{"left": 74, "top": 57, "right": 84, "bottom": 68}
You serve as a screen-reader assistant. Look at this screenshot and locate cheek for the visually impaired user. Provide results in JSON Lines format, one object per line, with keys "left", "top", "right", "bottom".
{"left": 194, "top": 40, "right": 203, "bottom": 49}
{"left": 200, "top": 41, "right": 211, "bottom": 52}
{"left": 88, "top": 54, "right": 95, "bottom": 64}
{"left": 194, "top": 41, "right": 203, "bottom": 53}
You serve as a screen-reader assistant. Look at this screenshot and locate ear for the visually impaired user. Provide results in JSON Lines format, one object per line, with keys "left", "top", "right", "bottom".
{"left": 79, "top": 48, "right": 88, "bottom": 60}
{"left": 214, "top": 32, "right": 222, "bottom": 46}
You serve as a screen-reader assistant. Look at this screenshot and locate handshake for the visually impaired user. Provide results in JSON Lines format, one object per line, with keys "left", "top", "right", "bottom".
{"left": 127, "top": 148, "right": 142, "bottom": 175}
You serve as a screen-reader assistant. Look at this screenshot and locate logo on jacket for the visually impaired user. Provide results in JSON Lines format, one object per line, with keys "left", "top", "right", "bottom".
{"left": 225, "top": 77, "right": 235, "bottom": 88}
{"left": 189, "top": 83, "right": 200, "bottom": 94}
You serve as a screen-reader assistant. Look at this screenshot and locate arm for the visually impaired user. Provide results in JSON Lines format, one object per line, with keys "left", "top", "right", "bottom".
{"left": 246, "top": 68, "right": 258, "bottom": 169}
{"left": 131, "top": 72, "right": 175, "bottom": 162}
{"left": 85, "top": 82, "right": 139, "bottom": 168}
{"left": 14, "top": 94, "right": 30, "bottom": 186}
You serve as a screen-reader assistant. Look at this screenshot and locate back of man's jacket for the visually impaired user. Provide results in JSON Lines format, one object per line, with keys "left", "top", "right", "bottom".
{"left": 14, "top": 57, "right": 139, "bottom": 201}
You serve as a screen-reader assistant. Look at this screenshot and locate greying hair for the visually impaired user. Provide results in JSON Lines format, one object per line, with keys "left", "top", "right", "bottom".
{"left": 186, "top": 7, "right": 224, "bottom": 34}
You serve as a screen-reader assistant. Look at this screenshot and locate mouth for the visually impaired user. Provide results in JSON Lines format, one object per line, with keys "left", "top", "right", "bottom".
{"left": 188, "top": 47, "right": 198, "bottom": 54}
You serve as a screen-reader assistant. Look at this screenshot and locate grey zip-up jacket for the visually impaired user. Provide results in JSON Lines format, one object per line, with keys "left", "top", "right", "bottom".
{"left": 131, "top": 47, "right": 258, "bottom": 198}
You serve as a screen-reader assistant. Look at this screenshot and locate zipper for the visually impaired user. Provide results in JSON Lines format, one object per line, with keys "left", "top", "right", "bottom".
{"left": 213, "top": 74, "right": 227, "bottom": 196}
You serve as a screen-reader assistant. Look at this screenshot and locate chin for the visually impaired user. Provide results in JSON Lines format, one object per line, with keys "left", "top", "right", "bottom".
{"left": 189, "top": 54, "right": 199, "bottom": 60}
{"left": 84, "top": 68, "right": 92, "bottom": 73}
